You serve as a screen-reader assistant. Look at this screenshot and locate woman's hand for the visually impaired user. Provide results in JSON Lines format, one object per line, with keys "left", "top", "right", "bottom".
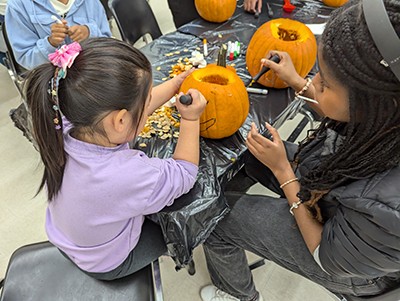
{"left": 261, "top": 50, "right": 305, "bottom": 91}
{"left": 244, "top": 0, "right": 262, "bottom": 14}
{"left": 246, "top": 122, "right": 291, "bottom": 175}
{"left": 175, "top": 89, "right": 206, "bottom": 121}
{"left": 49, "top": 20, "right": 69, "bottom": 47}
{"left": 68, "top": 25, "right": 90, "bottom": 42}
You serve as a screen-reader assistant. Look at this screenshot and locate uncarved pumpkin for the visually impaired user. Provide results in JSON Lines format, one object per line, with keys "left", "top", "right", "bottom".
{"left": 194, "top": 0, "right": 236, "bottom": 23}
{"left": 179, "top": 65, "right": 249, "bottom": 139}
{"left": 246, "top": 18, "right": 317, "bottom": 89}
{"left": 322, "top": 0, "right": 348, "bottom": 7}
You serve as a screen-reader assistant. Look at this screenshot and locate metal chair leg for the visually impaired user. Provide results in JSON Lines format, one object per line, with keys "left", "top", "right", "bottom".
{"left": 152, "top": 259, "right": 164, "bottom": 301}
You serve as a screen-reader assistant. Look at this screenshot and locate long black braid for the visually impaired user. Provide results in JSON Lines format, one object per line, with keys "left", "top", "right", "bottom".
{"left": 295, "top": 0, "right": 400, "bottom": 220}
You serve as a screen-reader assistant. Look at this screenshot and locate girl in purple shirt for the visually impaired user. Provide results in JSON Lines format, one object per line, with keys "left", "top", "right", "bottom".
{"left": 24, "top": 37, "right": 206, "bottom": 280}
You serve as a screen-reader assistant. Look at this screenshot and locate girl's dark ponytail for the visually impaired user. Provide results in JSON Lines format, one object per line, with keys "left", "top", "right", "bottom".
{"left": 25, "top": 65, "right": 66, "bottom": 200}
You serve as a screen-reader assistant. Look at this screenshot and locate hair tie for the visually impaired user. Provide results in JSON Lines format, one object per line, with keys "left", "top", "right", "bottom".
{"left": 48, "top": 42, "right": 82, "bottom": 78}
{"left": 48, "top": 42, "right": 82, "bottom": 130}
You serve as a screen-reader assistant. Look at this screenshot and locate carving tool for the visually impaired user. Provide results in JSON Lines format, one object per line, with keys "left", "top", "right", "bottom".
{"left": 266, "top": 3, "right": 274, "bottom": 18}
{"left": 247, "top": 54, "right": 281, "bottom": 87}
{"left": 179, "top": 94, "right": 193, "bottom": 105}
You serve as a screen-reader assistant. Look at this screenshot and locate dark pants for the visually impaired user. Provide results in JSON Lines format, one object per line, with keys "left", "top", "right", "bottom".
{"left": 167, "top": 0, "right": 200, "bottom": 28}
{"left": 62, "top": 219, "right": 167, "bottom": 281}
{"left": 203, "top": 148, "right": 392, "bottom": 300}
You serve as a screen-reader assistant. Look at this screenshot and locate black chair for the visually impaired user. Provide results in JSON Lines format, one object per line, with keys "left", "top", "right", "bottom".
{"left": 99, "top": 0, "right": 113, "bottom": 20}
{"left": 1, "top": 22, "right": 27, "bottom": 97}
{"left": 1, "top": 22, "right": 36, "bottom": 144}
{"left": 0, "top": 241, "right": 164, "bottom": 301}
{"left": 108, "top": 0, "right": 162, "bottom": 46}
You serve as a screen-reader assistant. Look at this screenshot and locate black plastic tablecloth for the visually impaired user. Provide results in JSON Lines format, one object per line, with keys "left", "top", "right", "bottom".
{"left": 133, "top": 0, "right": 334, "bottom": 268}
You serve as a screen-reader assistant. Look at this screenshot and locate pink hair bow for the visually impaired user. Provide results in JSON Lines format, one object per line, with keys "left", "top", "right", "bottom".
{"left": 48, "top": 42, "right": 82, "bottom": 78}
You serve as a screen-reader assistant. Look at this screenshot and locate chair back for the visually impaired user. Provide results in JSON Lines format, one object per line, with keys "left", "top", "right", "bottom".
{"left": 108, "top": 0, "right": 162, "bottom": 45}
{"left": 99, "top": 0, "right": 113, "bottom": 20}
{"left": 1, "top": 22, "right": 27, "bottom": 96}
{"left": 2, "top": 22, "right": 26, "bottom": 78}
{"left": 0, "top": 241, "right": 161, "bottom": 301}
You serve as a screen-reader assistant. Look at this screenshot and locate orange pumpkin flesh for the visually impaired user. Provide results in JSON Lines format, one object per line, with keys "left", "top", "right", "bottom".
{"left": 323, "top": 0, "right": 348, "bottom": 7}
{"left": 179, "top": 65, "right": 249, "bottom": 139}
{"left": 194, "top": 0, "right": 236, "bottom": 23}
{"left": 246, "top": 18, "right": 317, "bottom": 89}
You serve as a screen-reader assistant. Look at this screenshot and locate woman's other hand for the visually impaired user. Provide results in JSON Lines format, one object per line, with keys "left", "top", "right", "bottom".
{"left": 244, "top": 0, "right": 262, "bottom": 14}
{"left": 246, "top": 122, "right": 291, "bottom": 174}
{"left": 49, "top": 20, "right": 69, "bottom": 47}
{"left": 262, "top": 50, "right": 305, "bottom": 91}
{"left": 68, "top": 25, "right": 90, "bottom": 43}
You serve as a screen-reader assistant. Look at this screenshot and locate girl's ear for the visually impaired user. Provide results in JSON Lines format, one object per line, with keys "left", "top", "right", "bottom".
{"left": 112, "top": 109, "right": 130, "bottom": 133}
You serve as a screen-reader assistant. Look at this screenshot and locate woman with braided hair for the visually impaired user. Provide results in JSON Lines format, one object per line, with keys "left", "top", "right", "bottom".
{"left": 200, "top": 0, "right": 400, "bottom": 300}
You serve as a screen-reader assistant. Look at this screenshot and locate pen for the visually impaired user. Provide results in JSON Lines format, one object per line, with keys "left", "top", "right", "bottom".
{"left": 246, "top": 87, "right": 269, "bottom": 95}
{"left": 51, "top": 15, "right": 63, "bottom": 24}
{"left": 203, "top": 39, "right": 208, "bottom": 57}
{"left": 296, "top": 95, "right": 319, "bottom": 104}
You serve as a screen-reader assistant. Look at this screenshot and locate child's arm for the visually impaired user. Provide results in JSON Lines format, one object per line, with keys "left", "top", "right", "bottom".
{"left": 173, "top": 89, "right": 207, "bottom": 166}
{"left": 148, "top": 69, "right": 195, "bottom": 114}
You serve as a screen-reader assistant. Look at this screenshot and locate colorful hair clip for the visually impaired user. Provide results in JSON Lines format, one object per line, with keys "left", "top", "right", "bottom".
{"left": 48, "top": 42, "right": 82, "bottom": 77}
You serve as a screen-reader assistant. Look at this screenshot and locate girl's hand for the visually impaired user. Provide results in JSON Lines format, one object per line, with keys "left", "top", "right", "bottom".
{"left": 172, "top": 68, "right": 195, "bottom": 92}
{"left": 49, "top": 20, "right": 69, "bottom": 47}
{"left": 175, "top": 89, "right": 206, "bottom": 121}
{"left": 244, "top": 0, "right": 262, "bottom": 14}
{"left": 68, "top": 25, "right": 90, "bottom": 42}
{"left": 261, "top": 51, "right": 305, "bottom": 90}
{"left": 246, "top": 122, "right": 291, "bottom": 175}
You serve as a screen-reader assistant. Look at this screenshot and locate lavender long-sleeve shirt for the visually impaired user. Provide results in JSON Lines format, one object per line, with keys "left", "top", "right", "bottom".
{"left": 46, "top": 124, "right": 198, "bottom": 273}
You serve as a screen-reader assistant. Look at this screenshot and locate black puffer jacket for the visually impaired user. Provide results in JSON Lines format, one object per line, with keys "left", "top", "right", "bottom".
{"left": 297, "top": 129, "right": 400, "bottom": 280}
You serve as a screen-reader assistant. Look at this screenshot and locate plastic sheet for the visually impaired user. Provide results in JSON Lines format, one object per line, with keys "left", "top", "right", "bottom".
{"left": 135, "top": 0, "right": 333, "bottom": 268}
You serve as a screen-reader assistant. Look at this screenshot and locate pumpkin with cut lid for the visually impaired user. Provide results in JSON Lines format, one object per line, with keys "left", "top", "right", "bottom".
{"left": 179, "top": 65, "right": 249, "bottom": 139}
{"left": 246, "top": 18, "right": 317, "bottom": 89}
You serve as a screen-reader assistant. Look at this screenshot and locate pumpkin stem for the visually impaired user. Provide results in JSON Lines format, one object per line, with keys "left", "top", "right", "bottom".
{"left": 217, "top": 44, "right": 227, "bottom": 67}
{"left": 278, "top": 27, "right": 299, "bottom": 41}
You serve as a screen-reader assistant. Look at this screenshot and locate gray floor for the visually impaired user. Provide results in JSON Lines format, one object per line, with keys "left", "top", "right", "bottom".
{"left": 0, "top": 1, "right": 337, "bottom": 300}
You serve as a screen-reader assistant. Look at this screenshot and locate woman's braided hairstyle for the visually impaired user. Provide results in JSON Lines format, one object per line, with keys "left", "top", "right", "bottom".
{"left": 295, "top": 0, "right": 400, "bottom": 221}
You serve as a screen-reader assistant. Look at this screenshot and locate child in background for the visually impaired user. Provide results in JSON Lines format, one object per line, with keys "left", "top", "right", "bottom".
{"left": 25, "top": 37, "right": 206, "bottom": 280}
{"left": 5, "top": 0, "right": 111, "bottom": 70}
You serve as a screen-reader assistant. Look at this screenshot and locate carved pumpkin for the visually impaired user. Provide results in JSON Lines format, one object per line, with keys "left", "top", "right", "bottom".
{"left": 179, "top": 65, "right": 249, "bottom": 139}
{"left": 246, "top": 18, "right": 317, "bottom": 89}
{"left": 322, "top": 0, "right": 348, "bottom": 7}
{"left": 194, "top": 0, "right": 236, "bottom": 23}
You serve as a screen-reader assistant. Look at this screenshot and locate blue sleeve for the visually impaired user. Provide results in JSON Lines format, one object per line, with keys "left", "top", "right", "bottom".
{"left": 5, "top": 3, "right": 56, "bottom": 70}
